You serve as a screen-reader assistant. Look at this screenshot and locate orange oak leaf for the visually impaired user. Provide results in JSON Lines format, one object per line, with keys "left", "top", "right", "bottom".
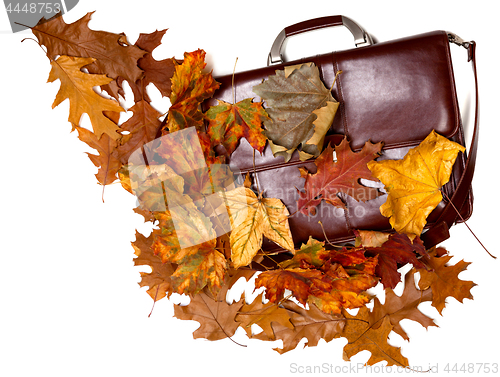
{"left": 235, "top": 293, "right": 294, "bottom": 339}
{"left": 33, "top": 12, "right": 146, "bottom": 99}
{"left": 367, "top": 130, "right": 466, "bottom": 239}
{"left": 132, "top": 231, "right": 174, "bottom": 302}
{"left": 48, "top": 55, "right": 123, "bottom": 139}
{"left": 370, "top": 269, "right": 436, "bottom": 341}
{"left": 255, "top": 261, "right": 378, "bottom": 315}
{"left": 297, "top": 138, "right": 383, "bottom": 215}
{"left": 174, "top": 285, "right": 244, "bottom": 342}
{"left": 362, "top": 233, "right": 428, "bottom": 289}
{"left": 205, "top": 98, "right": 268, "bottom": 155}
{"left": 342, "top": 307, "right": 409, "bottom": 367}
{"left": 75, "top": 126, "right": 121, "bottom": 186}
{"left": 252, "top": 299, "right": 345, "bottom": 354}
{"left": 166, "top": 49, "right": 220, "bottom": 132}
{"left": 417, "top": 248, "right": 476, "bottom": 315}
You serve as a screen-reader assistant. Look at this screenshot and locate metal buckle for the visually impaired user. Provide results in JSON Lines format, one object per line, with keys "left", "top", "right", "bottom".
{"left": 448, "top": 32, "right": 470, "bottom": 49}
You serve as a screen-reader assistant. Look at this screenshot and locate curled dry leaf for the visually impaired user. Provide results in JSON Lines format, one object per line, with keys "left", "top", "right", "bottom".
{"left": 166, "top": 49, "right": 220, "bottom": 132}
{"left": 367, "top": 130, "right": 466, "bottom": 239}
{"left": 253, "top": 63, "right": 339, "bottom": 162}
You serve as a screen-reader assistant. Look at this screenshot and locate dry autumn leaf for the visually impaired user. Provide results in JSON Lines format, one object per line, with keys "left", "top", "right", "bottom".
{"left": 166, "top": 49, "right": 220, "bottom": 132}
{"left": 253, "top": 63, "right": 339, "bottom": 161}
{"left": 132, "top": 29, "right": 176, "bottom": 101}
{"left": 48, "top": 55, "right": 123, "bottom": 139}
{"left": 367, "top": 130, "right": 466, "bottom": 239}
{"left": 417, "top": 248, "right": 476, "bottom": 315}
{"left": 219, "top": 187, "right": 294, "bottom": 269}
{"left": 255, "top": 261, "right": 378, "bottom": 315}
{"left": 174, "top": 285, "right": 244, "bottom": 342}
{"left": 252, "top": 299, "right": 345, "bottom": 354}
{"left": 235, "top": 292, "right": 294, "bottom": 339}
{"left": 206, "top": 98, "right": 268, "bottom": 155}
{"left": 75, "top": 126, "right": 121, "bottom": 186}
{"left": 116, "top": 100, "right": 163, "bottom": 165}
{"left": 362, "top": 233, "right": 428, "bottom": 289}
{"left": 132, "top": 231, "right": 174, "bottom": 302}
{"left": 297, "top": 138, "right": 383, "bottom": 215}
{"left": 342, "top": 307, "right": 409, "bottom": 367}
{"left": 279, "top": 236, "right": 330, "bottom": 269}
{"left": 33, "top": 12, "right": 146, "bottom": 99}
{"left": 370, "top": 269, "right": 436, "bottom": 341}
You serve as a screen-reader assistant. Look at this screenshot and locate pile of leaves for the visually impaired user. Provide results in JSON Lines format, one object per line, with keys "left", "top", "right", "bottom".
{"left": 28, "top": 12, "right": 478, "bottom": 368}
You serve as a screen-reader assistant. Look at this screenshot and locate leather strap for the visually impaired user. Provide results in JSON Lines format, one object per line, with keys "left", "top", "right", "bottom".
{"left": 422, "top": 41, "right": 478, "bottom": 248}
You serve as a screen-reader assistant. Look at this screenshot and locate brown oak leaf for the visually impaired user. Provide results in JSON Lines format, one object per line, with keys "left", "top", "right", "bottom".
{"left": 131, "top": 29, "right": 176, "bottom": 101}
{"left": 297, "top": 138, "right": 383, "bottom": 215}
{"left": 417, "top": 248, "right": 476, "bottom": 315}
{"left": 235, "top": 293, "right": 294, "bottom": 339}
{"left": 342, "top": 307, "right": 409, "bottom": 367}
{"left": 116, "top": 100, "right": 163, "bottom": 165}
{"left": 132, "top": 231, "right": 174, "bottom": 302}
{"left": 252, "top": 299, "right": 345, "bottom": 354}
{"left": 75, "top": 126, "right": 121, "bottom": 186}
{"left": 173, "top": 285, "right": 244, "bottom": 341}
{"left": 370, "top": 269, "right": 436, "bottom": 341}
{"left": 33, "top": 12, "right": 146, "bottom": 99}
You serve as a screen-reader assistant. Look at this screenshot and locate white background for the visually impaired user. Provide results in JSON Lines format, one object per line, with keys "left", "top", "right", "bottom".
{"left": 1, "top": 1, "right": 499, "bottom": 376}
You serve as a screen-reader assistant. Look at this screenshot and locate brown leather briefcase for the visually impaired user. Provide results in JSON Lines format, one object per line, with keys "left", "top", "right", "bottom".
{"left": 204, "top": 15, "right": 479, "bottom": 251}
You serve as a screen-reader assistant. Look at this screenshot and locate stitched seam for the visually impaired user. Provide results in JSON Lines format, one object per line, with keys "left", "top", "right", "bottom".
{"left": 332, "top": 51, "right": 348, "bottom": 135}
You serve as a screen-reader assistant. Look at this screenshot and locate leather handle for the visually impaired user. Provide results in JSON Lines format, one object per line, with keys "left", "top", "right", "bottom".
{"left": 422, "top": 40, "right": 479, "bottom": 248}
{"left": 267, "top": 15, "right": 373, "bottom": 66}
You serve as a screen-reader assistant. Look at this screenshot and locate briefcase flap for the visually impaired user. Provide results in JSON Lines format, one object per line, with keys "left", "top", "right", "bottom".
{"left": 208, "top": 30, "right": 460, "bottom": 155}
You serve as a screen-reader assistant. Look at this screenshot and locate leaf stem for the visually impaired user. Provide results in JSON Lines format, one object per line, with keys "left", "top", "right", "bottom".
{"left": 441, "top": 190, "right": 495, "bottom": 259}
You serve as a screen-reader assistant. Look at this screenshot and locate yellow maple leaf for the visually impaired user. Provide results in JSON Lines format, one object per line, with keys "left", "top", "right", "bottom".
{"left": 367, "top": 130, "right": 465, "bottom": 239}
{"left": 219, "top": 187, "right": 294, "bottom": 269}
{"left": 48, "top": 55, "right": 123, "bottom": 139}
